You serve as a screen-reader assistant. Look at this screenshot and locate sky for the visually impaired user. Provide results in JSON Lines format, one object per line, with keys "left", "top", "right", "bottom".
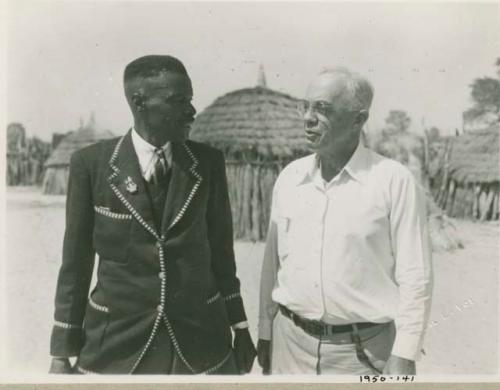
{"left": 6, "top": 1, "right": 500, "bottom": 141}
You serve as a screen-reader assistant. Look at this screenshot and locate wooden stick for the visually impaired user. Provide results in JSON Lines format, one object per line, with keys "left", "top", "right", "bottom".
{"left": 437, "top": 140, "right": 451, "bottom": 207}
{"left": 445, "top": 180, "right": 456, "bottom": 216}
{"left": 481, "top": 185, "right": 495, "bottom": 221}
{"left": 251, "top": 166, "right": 261, "bottom": 241}
{"left": 473, "top": 184, "right": 481, "bottom": 220}
{"left": 491, "top": 187, "right": 499, "bottom": 220}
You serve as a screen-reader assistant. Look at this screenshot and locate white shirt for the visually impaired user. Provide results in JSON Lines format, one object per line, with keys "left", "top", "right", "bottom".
{"left": 131, "top": 128, "right": 172, "bottom": 180}
{"left": 258, "top": 143, "right": 433, "bottom": 361}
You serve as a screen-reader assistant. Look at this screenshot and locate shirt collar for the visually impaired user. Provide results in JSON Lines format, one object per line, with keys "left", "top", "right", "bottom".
{"left": 131, "top": 127, "right": 172, "bottom": 173}
{"left": 342, "top": 142, "right": 368, "bottom": 184}
{"left": 300, "top": 142, "right": 368, "bottom": 186}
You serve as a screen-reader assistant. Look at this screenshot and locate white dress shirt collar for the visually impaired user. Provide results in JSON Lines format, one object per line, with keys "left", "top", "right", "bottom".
{"left": 131, "top": 128, "right": 172, "bottom": 179}
{"left": 300, "top": 142, "right": 369, "bottom": 187}
{"left": 342, "top": 142, "right": 368, "bottom": 184}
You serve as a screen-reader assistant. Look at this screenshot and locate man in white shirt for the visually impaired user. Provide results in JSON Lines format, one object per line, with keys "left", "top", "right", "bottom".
{"left": 257, "top": 67, "right": 433, "bottom": 375}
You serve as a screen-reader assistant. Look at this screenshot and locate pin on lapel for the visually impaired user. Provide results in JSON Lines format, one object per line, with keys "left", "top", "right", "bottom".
{"left": 125, "top": 176, "right": 138, "bottom": 194}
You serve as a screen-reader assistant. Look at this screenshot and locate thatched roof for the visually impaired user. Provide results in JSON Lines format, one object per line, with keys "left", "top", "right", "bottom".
{"left": 437, "top": 125, "right": 499, "bottom": 183}
{"left": 44, "top": 125, "right": 115, "bottom": 167}
{"left": 190, "top": 86, "right": 306, "bottom": 160}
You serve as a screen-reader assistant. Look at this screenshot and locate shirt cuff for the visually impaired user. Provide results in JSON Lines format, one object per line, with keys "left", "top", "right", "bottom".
{"left": 258, "top": 318, "right": 273, "bottom": 340}
{"left": 231, "top": 321, "right": 249, "bottom": 330}
{"left": 390, "top": 330, "right": 424, "bottom": 361}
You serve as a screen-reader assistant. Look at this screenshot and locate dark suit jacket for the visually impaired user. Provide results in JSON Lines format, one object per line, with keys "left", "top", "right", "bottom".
{"left": 50, "top": 130, "right": 247, "bottom": 374}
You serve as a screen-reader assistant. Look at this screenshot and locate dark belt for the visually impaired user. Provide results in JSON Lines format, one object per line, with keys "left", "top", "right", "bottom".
{"left": 279, "top": 304, "right": 380, "bottom": 337}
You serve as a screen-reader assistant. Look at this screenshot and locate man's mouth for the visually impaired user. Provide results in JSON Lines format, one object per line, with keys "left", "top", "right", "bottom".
{"left": 305, "top": 130, "right": 320, "bottom": 143}
{"left": 179, "top": 118, "right": 195, "bottom": 128}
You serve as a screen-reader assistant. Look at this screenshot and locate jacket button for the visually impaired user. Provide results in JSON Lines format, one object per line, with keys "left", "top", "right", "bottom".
{"left": 155, "top": 242, "right": 162, "bottom": 249}
{"left": 158, "top": 272, "right": 165, "bottom": 280}
{"left": 157, "top": 305, "right": 163, "bottom": 312}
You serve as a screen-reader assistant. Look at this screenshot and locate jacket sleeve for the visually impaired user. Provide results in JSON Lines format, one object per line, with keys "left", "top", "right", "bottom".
{"left": 206, "top": 149, "right": 247, "bottom": 325}
{"left": 50, "top": 151, "right": 96, "bottom": 357}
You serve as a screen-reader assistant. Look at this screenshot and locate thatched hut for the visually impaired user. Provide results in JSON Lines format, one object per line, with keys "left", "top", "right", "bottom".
{"left": 42, "top": 123, "right": 114, "bottom": 195}
{"left": 463, "top": 110, "right": 499, "bottom": 133}
{"left": 430, "top": 124, "right": 499, "bottom": 221}
{"left": 190, "top": 72, "right": 306, "bottom": 240}
{"left": 7, "top": 123, "right": 51, "bottom": 186}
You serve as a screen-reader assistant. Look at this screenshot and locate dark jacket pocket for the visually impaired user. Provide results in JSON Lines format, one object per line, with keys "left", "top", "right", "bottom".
{"left": 206, "top": 292, "right": 222, "bottom": 305}
{"left": 83, "top": 297, "right": 110, "bottom": 352}
{"left": 93, "top": 206, "right": 132, "bottom": 262}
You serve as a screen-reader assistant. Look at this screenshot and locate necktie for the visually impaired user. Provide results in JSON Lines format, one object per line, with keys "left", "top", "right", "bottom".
{"left": 150, "top": 148, "right": 168, "bottom": 185}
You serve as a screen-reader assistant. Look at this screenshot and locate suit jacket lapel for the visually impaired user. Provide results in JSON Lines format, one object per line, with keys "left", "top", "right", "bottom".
{"left": 161, "top": 142, "right": 203, "bottom": 235}
{"left": 107, "top": 130, "right": 159, "bottom": 239}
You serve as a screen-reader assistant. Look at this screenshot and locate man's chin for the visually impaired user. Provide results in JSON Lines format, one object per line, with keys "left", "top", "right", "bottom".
{"left": 179, "top": 123, "right": 192, "bottom": 135}
{"left": 170, "top": 135, "right": 188, "bottom": 144}
{"left": 305, "top": 138, "right": 320, "bottom": 152}
{"left": 162, "top": 126, "right": 191, "bottom": 143}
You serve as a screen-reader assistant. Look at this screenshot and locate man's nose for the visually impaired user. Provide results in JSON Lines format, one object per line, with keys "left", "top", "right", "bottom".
{"left": 303, "top": 107, "right": 318, "bottom": 125}
{"left": 185, "top": 103, "right": 196, "bottom": 117}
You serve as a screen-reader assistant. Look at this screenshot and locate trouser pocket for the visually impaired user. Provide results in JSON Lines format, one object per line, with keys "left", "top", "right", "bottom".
{"left": 354, "top": 322, "right": 395, "bottom": 374}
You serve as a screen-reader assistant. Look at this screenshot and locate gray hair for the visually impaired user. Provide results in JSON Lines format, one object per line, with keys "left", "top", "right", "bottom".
{"left": 318, "top": 67, "right": 374, "bottom": 112}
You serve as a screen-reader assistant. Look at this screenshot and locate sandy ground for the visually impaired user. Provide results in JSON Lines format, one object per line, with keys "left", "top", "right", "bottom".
{"left": 4, "top": 186, "right": 499, "bottom": 375}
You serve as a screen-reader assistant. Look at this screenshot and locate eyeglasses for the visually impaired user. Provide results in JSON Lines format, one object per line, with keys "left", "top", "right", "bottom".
{"left": 296, "top": 100, "right": 335, "bottom": 116}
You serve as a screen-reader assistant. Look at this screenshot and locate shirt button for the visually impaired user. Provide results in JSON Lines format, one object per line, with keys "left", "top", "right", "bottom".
{"left": 157, "top": 304, "right": 163, "bottom": 312}
{"left": 158, "top": 272, "right": 165, "bottom": 280}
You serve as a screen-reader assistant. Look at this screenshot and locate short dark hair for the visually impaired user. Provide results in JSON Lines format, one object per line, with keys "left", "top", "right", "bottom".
{"left": 123, "top": 55, "right": 188, "bottom": 85}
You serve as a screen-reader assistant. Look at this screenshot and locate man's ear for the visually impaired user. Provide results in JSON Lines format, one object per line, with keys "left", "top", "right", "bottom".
{"left": 354, "top": 110, "right": 369, "bottom": 127}
{"left": 131, "top": 92, "right": 145, "bottom": 111}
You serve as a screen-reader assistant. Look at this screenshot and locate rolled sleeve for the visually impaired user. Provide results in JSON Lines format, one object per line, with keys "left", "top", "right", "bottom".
{"left": 389, "top": 170, "right": 433, "bottom": 361}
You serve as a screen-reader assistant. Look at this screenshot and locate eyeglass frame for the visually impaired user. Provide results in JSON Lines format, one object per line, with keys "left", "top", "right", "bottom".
{"left": 296, "top": 99, "right": 337, "bottom": 116}
{"left": 296, "top": 99, "right": 366, "bottom": 118}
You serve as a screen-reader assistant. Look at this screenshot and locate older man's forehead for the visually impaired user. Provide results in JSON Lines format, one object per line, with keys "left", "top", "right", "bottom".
{"left": 306, "top": 73, "right": 348, "bottom": 101}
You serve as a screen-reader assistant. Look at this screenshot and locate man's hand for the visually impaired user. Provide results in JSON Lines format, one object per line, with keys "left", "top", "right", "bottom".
{"left": 233, "top": 328, "right": 257, "bottom": 374}
{"left": 257, "top": 338, "right": 271, "bottom": 375}
{"left": 49, "top": 357, "right": 73, "bottom": 374}
{"left": 382, "top": 355, "right": 416, "bottom": 375}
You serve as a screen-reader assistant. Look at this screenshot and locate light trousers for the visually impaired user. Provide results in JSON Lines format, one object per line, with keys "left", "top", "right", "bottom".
{"left": 271, "top": 311, "right": 396, "bottom": 375}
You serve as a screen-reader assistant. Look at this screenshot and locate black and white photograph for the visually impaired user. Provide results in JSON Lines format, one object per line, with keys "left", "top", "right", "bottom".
{"left": 2, "top": 0, "right": 500, "bottom": 382}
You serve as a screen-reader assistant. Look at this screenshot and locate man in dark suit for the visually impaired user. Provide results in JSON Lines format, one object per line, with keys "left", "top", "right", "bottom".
{"left": 49, "top": 55, "right": 256, "bottom": 374}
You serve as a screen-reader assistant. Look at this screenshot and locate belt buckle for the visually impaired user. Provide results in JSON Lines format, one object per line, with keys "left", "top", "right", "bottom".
{"left": 311, "top": 320, "right": 326, "bottom": 337}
